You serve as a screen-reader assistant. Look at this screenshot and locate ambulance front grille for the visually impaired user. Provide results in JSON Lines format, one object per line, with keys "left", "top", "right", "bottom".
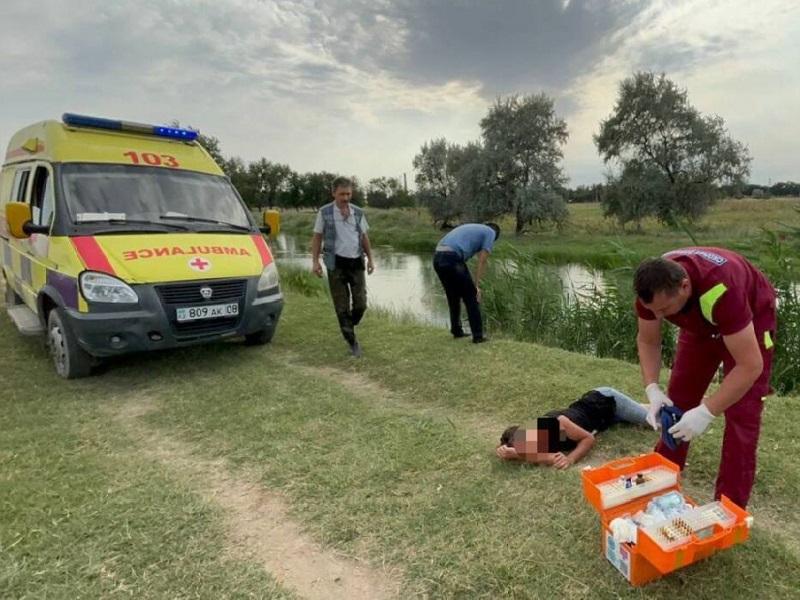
{"left": 155, "top": 278, "right": 247, "bottom": 339}
{"left": 156, "top": 279, "right": 246, "bottom": 305}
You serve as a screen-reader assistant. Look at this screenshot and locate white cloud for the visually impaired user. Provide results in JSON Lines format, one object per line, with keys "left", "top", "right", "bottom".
{"left": 561, "top": 0, "right": 800, "bottom": 183}
{"left": 1, "top": 0, "right": 797, "bottom": 186}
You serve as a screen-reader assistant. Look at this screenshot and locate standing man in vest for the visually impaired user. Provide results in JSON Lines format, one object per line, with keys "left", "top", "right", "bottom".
{"left": 634, "top": 247, "right": 777, "bottom": 508}
{"left": 311, "top": 176, "right": 375, "bottom": 357}
{"left": 433, "top": 222, "right": 500, "bottom": 343}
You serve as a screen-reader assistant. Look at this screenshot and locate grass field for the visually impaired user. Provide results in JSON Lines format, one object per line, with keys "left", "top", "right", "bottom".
{"left": 276, "top": 198, "right": 800, "bottom": 268}
{"left": 2, "top": 284, "right": 800, "bottom": 599}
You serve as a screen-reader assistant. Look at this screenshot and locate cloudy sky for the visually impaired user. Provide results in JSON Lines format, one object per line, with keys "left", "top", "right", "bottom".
{"left": 1, "top": 0, "right": 798, "bottom": 187}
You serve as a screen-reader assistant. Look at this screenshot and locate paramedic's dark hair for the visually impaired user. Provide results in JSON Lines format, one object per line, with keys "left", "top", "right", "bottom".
{"left": 634, "top": 258, "right": 687, "bottom": 303}
{"left": 331, "top": 176, "right": 353, "bottom": 192}
{"left": 500, "top": 425, "right": 519, "bottom": 447}
{"left": 485, "top": 222, "right": 501, "bottom": 241}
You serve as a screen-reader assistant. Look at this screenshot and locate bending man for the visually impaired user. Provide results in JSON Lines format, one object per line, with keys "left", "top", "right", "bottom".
{"left": 634, "top": 247, "right": 777, "bottom": 508}
{"left": 433, "top": 222, "right": 500, "bottom": 343}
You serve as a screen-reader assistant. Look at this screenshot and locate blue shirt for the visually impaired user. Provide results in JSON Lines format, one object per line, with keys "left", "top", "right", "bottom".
{"left": 437, "top": 224, "right": 496, "bottom": 261}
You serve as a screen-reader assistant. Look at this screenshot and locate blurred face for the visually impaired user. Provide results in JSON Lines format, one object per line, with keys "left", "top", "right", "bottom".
{"left": 512, "top": 426, "right": 566, "bottom": 455}
{"left": 641, "top": 279, "right": 691, "bottom": 318}
{"left": 332, "top": 185, "right": 353, "bottom": 204}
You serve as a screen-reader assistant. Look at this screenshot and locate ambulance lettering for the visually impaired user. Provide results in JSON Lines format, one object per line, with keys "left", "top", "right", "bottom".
{"left": 122, "top": 246, "right": 252, "bottom": 260}
{"left": 663, "top": 249, "right": 727, "bottom": 266}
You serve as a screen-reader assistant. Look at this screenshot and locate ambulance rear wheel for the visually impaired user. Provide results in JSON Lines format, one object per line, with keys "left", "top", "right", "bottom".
{"left": 47, "top": 308, "right": 93, "bottom": 379}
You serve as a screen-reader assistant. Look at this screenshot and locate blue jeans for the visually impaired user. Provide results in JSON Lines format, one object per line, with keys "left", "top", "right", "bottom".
{"left": 593, "top": 387, "right": 648, "bottom": 425}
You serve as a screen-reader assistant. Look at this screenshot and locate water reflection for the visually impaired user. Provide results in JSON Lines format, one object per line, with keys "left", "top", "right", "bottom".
{"left": 271, "top": 234, "right": 606, "bottom": 325}
{"left": 559, "top": 263, "right": 606, "bottom": 301}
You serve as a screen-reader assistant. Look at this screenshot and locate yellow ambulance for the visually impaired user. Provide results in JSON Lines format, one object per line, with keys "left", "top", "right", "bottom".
{"left": 1, "top": 113, "right": 283, "bottom": 378}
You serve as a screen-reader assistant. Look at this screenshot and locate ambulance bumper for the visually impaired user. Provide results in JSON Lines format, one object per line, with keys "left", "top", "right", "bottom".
{"left": 64, "top": 280, "right": 283, "bottom": 357}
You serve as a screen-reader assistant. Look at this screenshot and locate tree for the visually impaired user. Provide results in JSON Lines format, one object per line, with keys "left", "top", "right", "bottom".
{"left": 298, "top": 172, "right": 337, "bottom": 210}
{"left": 447, "top": 142, "right": 509, "bottom": 222}
{"left": 568, "top": 184, "right": 604, "bottom": 203}
{"left": 366, "top": 177, "right": 413, "bottom": 209}
{"left": 595, "top": 71, "right": 752, "bottom": 227}
{"left": 280, "top": 171, "right": 305, "bottom": 210}
{"left": 601, "top": 162, "right": 664, "bottom": 230}
{"left": 413, "top": 139, "right": 463, "bottom": 228}
{"left": 248, "top": 159, "right": 293, "bottom": 208}
{"left": 349, "top": 176, "right": 365, "bottom": 206}
{"left": 770, "top": 181, "right": 800, "bottom": 197}
{"left": 167, "top": 120, "right": 226, "bottom": 168}
{"left": 516, "top": 184, "right": 569, "bottom": 228}
{"left": 480, "top": 93, "right": 570, "bottom": 234}
{"left": 221, "top": 156, "right": 257, "bottom": 205}
{"left": 197, "top": 133, "right": 225, "bottom": 167}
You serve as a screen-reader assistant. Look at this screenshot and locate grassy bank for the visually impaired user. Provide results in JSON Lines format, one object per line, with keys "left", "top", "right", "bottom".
{"left": 2, "top": 286, "right": 799, "bottom": 598}
{"left": 276, "top": 198, "right": 800, "bottom": 267}
{"left": 277, "top": 199, "right": 800, "bottom": 393}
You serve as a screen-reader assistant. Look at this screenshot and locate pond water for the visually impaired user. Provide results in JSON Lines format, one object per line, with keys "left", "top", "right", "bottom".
{"left": 272, "top": 234, "right": 606, "bottom": 327}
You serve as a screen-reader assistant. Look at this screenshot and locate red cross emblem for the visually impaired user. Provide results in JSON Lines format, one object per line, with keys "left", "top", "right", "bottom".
{"left": 188, "top": 257, "right": 211, "bottom": 272}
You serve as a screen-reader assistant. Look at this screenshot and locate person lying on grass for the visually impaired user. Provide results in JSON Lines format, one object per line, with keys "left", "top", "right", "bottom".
{"left": 496, "top": 387, "right": 650, "bottom": 469}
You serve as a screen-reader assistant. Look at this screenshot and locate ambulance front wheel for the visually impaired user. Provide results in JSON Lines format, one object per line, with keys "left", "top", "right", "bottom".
{"left": 47, "top": 308, "right": 93, "bottom": 379}
{"left": 244, "top": 327, "right": 275, "bottom": 346}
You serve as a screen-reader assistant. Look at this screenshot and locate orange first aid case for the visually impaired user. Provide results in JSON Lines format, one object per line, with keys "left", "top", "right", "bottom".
{"left": 581, "top": 453, "right": 753, "bottom": 586}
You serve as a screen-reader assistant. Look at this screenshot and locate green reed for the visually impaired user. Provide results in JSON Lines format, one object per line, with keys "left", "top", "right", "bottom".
{"left": 483, "top": 242, "right": 799, "bottom": 394}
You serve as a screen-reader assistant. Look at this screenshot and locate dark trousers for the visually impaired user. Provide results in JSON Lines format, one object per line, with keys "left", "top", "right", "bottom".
{"left": 328, "top": 255, "right": 367, "bottom": 345}
{"left": 655, "top": 326, "right": 775, "bottom": 509}
{"left": 433, "top": 251, "right": 483, "bottom": 340}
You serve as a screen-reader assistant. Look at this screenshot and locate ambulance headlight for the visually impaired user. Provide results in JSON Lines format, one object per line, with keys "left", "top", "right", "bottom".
{"left": 257, "top": 262, "right": 280, "bottom": 292}
{"left": 79, "top": 272, "right": 139, "bottom": 303}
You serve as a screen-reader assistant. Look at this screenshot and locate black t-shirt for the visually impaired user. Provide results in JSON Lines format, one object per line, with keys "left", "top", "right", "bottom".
{"left": 543, "top": 390, "right": 617, "bottom": 452}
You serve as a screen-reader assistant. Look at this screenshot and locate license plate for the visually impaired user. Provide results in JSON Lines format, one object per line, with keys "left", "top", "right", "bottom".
{"left": 176, "top": 302, "right": 239, "bottom": 322}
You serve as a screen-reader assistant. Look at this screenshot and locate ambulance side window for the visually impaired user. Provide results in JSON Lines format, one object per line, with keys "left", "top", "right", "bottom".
{"left": 30, "top": 166, "right": 54, "bottom": 228}
{"left": 12, "top": 169, "right": 30, "bottom": 202}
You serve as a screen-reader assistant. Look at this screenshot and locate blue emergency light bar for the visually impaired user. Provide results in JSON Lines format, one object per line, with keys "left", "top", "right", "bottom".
{"left": 62, "top": 113, "right": 199, "bottom": 141}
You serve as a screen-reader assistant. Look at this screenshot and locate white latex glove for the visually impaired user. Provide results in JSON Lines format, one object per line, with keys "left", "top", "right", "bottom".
{"left": 645, "top": 383, "right": 673, "bottom": 431}
{"left": 610, "top": 517, "right": 638, "bottom": 544}
{"left": 669, "top": 403, "right": 716, "bottom": 442}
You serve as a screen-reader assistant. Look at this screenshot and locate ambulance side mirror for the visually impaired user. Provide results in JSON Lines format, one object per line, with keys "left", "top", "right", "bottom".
{"left": 263, "top": 209, "right": 280, "bottom": 238}
{"left": 6, "top": 202, "right": 33, "bottom": 239}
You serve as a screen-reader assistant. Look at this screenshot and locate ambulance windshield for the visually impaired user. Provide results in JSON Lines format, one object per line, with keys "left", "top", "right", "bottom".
{"left": 61, "top": 164, "right": 253, "bottom": 231}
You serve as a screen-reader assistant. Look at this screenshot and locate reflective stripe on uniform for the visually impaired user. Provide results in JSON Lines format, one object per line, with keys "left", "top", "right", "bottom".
{"left": 699, "top": 283, "right": 728, "bottom": 325}
{"left": 764, "top": 331, "right": 774, "bottom": 350}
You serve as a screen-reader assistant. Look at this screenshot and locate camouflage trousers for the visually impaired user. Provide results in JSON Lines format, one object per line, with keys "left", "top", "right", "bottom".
{"left": 327, "top": 256, "right": 367, "bottom": 345}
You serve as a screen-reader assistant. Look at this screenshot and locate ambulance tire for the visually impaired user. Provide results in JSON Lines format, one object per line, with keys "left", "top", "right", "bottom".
{"left": 47, "top": 308, "right": 93, "bottom": 379}
{"left": 244, "top": 327, "right": 274, "bottom": 346}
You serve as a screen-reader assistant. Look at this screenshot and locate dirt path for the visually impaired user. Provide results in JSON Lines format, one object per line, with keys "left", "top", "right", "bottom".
{"left": 113, "top": 398, "right": 403, "bottom": 600}
{"left": 282, "top": 352, "right": 501, "bottom": 436}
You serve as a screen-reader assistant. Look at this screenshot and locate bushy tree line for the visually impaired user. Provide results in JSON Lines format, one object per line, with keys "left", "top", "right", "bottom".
{"left": 193, "top": 70, "right": 761, "bottom": 225}
{"left": 414, "top": 71, "right": 755, "bottom": 233}
{"left": 719, "top": 181, "right": 800, "bottom": 199}
{"left": 568, "top": 180, "right": 798, "bottom": 205}
{"left": 196, "top": 133, "right": 413, "bottom": 210}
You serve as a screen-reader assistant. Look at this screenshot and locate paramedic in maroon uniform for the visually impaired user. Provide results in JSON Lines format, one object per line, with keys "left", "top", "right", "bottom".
{"left": 634, "top": 248, "right": 777, "bottom": 509}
